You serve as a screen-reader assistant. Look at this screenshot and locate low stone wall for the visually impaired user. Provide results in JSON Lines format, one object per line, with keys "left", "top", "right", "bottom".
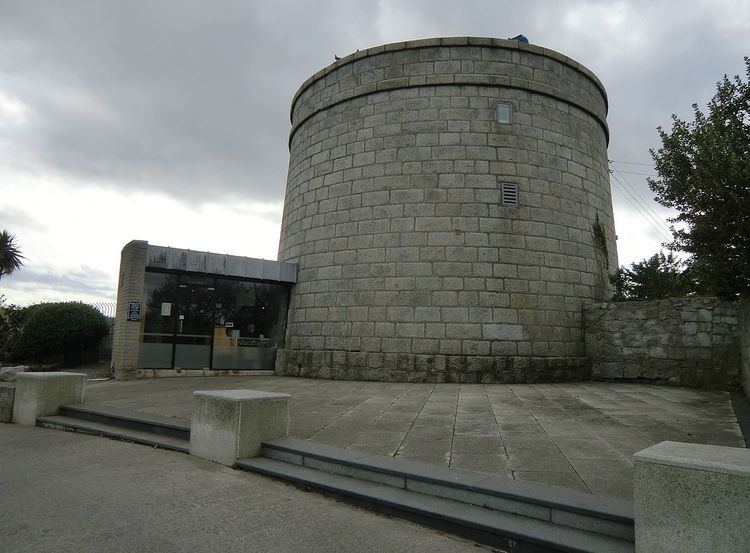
{"left": 0, "top": 383, "right": 15, "bottom": 423}
{"left": 739, "top": 299, "right": 750, "bottom": 399}
{"left": 584, "top": 297, "right": 740, "bottom": 389}
{"left": 277, "top": 349, "right": 590, "bottom": 383}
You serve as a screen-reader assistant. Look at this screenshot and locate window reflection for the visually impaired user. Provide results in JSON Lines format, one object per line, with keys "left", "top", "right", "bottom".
{"left": 211, "top": 278, "right": 289, "bottom": 370}
{"left": 138, "top": 270, "right": 290, "bottom": 371}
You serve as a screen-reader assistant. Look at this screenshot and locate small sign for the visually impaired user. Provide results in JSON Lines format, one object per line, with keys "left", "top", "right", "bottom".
{"left": 225, "top": 322, "right": 234, "bottom": 328}
{"left": 127, "top": 302, "right": 142, "bottom": 321}
{"left": 161, "top": 302, "right": 172, "bottom": 316}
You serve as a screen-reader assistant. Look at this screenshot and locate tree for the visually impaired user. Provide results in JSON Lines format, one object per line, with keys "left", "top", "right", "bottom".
{"left": 648, "top": 57, "right": 750, "bottom": 299}
{"left": 610, "top": 252, "right": 694, "bottom": 301}
{"left": 0, "top": 230, "right": 25, "bottom": 280}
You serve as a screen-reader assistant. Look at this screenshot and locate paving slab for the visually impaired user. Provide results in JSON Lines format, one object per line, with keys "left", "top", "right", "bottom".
{"left": 84, "top": 376, "right": 747, "bottom": 500}
{"left": 0, "top": 424, "right": 485, "bottom": 553}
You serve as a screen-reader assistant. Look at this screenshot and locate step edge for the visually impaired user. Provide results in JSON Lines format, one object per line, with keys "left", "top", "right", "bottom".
{"left": 237, "top": 457, "right": 633, "bottom": 553}
{"left": 262, "top": 448, "right": 634, "bottom": 541}
{"left": 261, "top": 438, "right": 634, "bottom": 524}
{"left": 38, "top": 416, "right": 190, "bottom": 454}
{"left": 60, "top": 404, "right": 191, "bottom": 433}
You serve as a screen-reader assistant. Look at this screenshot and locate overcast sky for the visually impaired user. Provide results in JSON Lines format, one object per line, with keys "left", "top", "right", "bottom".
{"left": 1, "top": 0, "right": 747, "bottom": 306}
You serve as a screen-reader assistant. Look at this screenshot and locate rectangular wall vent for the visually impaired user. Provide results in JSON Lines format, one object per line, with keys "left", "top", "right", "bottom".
{"left": 501, "top": 183, "right": 519, "bottom": 206}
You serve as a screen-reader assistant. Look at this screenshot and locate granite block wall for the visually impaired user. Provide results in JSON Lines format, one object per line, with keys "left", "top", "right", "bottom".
{"left": 739, "top": 299, "right": 750, "bottom": 398}
{"left": 112, "top": 240, "right": 148, "bottom": 381}
{"left": 0, "top": 383, "right": 14, "bottom": 423}
{"left": 584, "top": 297, "right": 740, "bottom": 389}
{"left": 276, "top": 37, "right": 617, "bottom": 382}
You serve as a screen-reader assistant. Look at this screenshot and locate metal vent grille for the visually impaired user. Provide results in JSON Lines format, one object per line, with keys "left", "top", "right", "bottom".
{"left": 501, "top": 183, "right": 518, "bottom": 206}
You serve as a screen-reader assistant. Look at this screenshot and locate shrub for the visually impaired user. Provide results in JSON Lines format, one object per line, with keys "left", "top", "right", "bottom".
{"left": 0, "top": 295, "right": 23, "bottom": 360}
{"left": 12, "top": 302, "right": 109, "bottom": 364}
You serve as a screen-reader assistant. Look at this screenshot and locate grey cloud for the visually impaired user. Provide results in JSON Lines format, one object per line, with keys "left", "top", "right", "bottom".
{"left": 0, "top": 0, "right": 747, "bottom": 243}
{"left": 1, "top": 265, "right": 115, "bottom": 298}
{"left": 0, "top": 1, "right": 380, "bottom": 203}
{"left": 0, "top": 206, "right": 47, "bottom": 233}
{"left": 370, "top": 0, "right": 747, "bottom": 207}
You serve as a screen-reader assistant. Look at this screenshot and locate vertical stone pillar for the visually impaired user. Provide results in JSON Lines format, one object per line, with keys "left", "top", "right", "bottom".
{"left": 12, "top": 372, "right": 87, "bottom": 425}
{"left": 190, "top": 390, "right": 290, "bottom": 466}
{"left": 112, "top": 240, "right": 148, "bottom": 380}
{"left": 634, "top": 441, "right": 750, "bottom": 553}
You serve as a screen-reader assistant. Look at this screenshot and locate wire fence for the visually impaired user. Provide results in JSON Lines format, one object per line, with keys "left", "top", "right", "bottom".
{"left": 88, "top": 302, "right": 116, "bottom": 362}
{"left": 89, "top": 302, "right": 117, "bottom": 319}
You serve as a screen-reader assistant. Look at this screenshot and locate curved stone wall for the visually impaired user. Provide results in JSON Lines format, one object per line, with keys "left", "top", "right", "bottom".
{"left": 276, "top": 37, "right": 618, "bottom": 382}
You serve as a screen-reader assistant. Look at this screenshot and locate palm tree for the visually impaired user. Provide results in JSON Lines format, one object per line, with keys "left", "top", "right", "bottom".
{"left": 0, "top": 230, "right": 25, "bottom": 280}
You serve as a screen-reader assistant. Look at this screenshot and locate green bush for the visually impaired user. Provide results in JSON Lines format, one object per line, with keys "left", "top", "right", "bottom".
{"left": 0, "top": 295, "right": 23, "bottom": 359}
{"left": 12, "top": 302, "right": 109, "bottom": 363}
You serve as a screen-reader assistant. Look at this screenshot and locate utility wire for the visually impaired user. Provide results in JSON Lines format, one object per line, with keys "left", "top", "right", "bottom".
{"left": 609, "top": 170, "right": 672, "bottom": 241}
{"left": 607, "top": 158, "right": 673, "bottom": 239}
{"left": 610, "top": 166, "right": 672, "bottom": 235}
{"left": 608, "top": 159, "right": 654, "bottom": 167}
{"left": 610, "top": 169, "right": 659, "bottom": 178}
{"left": 611, "top": 171, "right": 671, "bottom": 237}
{"left": 610, "top": 177, "right": 671, "bottom": 242}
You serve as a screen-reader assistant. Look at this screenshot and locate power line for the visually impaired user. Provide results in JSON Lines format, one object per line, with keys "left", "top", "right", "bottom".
{"left": 608, "top": 159, "right": 654, "bottom": 167}
{"left": 610, "top": 167, "right": 672, "bottom": 235}
{"left": 611, "top": 171, "right": 671, "bottom": 237}
{"left": 607, "top": 159, "right": 675, "bottom": 241}
{"left": 610, "top": 169, "right": 659, "bottom": 178}
{"left": 609, "top": 177, "right": 671, "bottom": 242}
{"left": 609, "top": 170, "right": 672, "bottom": 241}
{"left": 608, "top": 161, "right": 672, "bottom": 234}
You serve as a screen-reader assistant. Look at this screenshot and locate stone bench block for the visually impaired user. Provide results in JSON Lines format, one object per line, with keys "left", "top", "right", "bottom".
{"left": 634, "top": 440, "right": 750, "bottom": 553}
{"left": 12, "top": 372, "right": 87, "bottom": 426}
{"left": 189, "top": 390, "right": 290, "bottom": 466}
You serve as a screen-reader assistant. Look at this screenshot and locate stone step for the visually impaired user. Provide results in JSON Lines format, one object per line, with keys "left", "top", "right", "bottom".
{"left": 259, "top": 437, "right": 634, "bottom": 543}
{"left": 237, "top": 456, "right": 634, "bottom": 553}
{"left": 59, "top": 404, "right": 190, "bottom": 441}
{"left": 37, "top": 413, "right": 190, "bottom": 453}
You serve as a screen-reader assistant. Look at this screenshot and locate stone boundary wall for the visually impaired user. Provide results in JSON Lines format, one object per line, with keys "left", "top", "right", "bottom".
{"left": 739, "top": 299, "right": 750, "bottom": 398}
{"left": 584, "top": 297, "right": 740, "bottom": 389}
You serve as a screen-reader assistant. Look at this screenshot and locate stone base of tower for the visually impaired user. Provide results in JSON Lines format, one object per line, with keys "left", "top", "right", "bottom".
{"left": 275, "top": 349, "right": 590, "bottom": 383}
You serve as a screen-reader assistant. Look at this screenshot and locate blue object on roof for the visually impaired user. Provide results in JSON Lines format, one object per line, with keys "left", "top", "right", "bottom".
{"left": 510, "top": 34, "right": 529, "bottom": 43}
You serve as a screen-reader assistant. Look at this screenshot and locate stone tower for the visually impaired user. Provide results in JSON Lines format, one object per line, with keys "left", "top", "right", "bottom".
{"left": 276, "top": 37, "right": 617, "bottom": 382}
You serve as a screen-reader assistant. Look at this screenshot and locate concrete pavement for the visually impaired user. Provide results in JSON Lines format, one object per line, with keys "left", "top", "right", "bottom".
{"left": 0, "top": 424, "right": 486, "bottom": 553}
{"left": 84, "top": 377, "right": 746, "bottom": 500}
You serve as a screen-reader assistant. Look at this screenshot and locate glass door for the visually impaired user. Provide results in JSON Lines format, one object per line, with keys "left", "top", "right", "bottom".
{"left": 173, "top": 275, "right": 215, "bottom": 369}
{"left": 139, "top": 272, "right": 178, "bottom": 369}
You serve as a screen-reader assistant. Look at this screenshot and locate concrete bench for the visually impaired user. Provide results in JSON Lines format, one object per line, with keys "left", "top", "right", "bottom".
{"left": 634, "top": 440, "right": 750, "bottom": 553}
{"left": 12, "top": 372, "right": 86, "bottom": 426}
{"left": 189, "top": 390, "right": 290, "bottom": 466}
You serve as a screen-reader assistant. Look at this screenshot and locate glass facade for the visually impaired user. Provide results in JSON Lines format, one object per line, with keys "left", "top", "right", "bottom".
{"left": 138, "top": 270, "right": 290, "bottom": 371}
